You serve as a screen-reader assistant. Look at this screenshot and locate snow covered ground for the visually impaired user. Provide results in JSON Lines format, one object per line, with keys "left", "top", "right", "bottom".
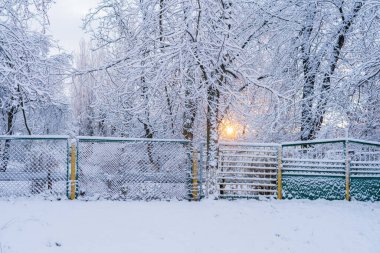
{"left": 0, "top": 200, "right": 379, "bottom": 253}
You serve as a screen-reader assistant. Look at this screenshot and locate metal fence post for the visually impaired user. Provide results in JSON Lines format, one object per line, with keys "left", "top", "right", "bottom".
{"left": 192, "top": 148, "right": 198, "bottom": 201}
{"left": 66, "top": 140, "right": 70, "bottom": 199}
{"left": 277, "top": 145, "right": 283, "bottom": 200}
{"left": 344, "top": 140, "right": 350, "bottom": 201}
{"left": 199, "top": 142, "right": 206, "bottom": 199}
{"left": 70, "top": 143, "right": 77, "bottom": 200}
{"left": 198, "top": 148, "right": 203, "bottom": 201}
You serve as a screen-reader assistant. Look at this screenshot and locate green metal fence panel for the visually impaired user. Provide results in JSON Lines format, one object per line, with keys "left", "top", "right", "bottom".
{"left": 350, "top": 178, "right": 380, "bottom": 201}
{"left": 282, "top": 140, "right": 346, "bottom": 200}
{"left": 281, "top": 139, "right": 380, "bottom": 201}
{"left": 349, "top": 141, "right": 380, "bottom": 201}
{"left": 282, "top": 176, "right": 346, "bottom": 200}
{"left": 0, "top": 135, "right": 70, "bottom": 198}
{"left": 76, "top": 136, "right": 196, "bottom": 200}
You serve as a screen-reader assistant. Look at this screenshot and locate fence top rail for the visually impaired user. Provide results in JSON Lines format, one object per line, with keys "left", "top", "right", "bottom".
{"left": 1, "top": 135, "right": 378, "bottom": 147}
{"left": 348, "top": 138, "right": 380, "bottom": 147}
{"left": 282, "top": 138, "right": 380, "bottom": 147}
{"left": 282, "top": 158, "right": 345, "bottom": 163}
{"left": 0, "top": 135, "right": 70, "bottom": 140}
{"left": 219, "top": 141, "right": 280, "bottom": 147}
{"left": 76, "top": 136, "right": 190, "bottom": 144}
{"left": 282, "top": 138, "right": 347, "bottom": 147}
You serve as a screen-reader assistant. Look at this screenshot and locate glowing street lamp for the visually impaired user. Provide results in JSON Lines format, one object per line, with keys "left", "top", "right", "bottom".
{"left": 220, "top": 119, "right": 241, "bottom": 140}
{"left": 225, "top": 125, "right": 235, "bottom": 137}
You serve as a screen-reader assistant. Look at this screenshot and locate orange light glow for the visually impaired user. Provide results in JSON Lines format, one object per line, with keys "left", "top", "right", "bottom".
{"left": 219, "top": 118, "right": 244, "bottom": 140}
{"left": 225, "top": 126, "right": 235, "bottom": 136}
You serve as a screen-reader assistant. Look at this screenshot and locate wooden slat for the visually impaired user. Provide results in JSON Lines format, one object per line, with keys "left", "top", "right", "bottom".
{"left": 350, "top": 175, "right": 380, "bottom": 178}
{"left": 282, "top": 168, "right": 344, "bottom": 173}
{"left": 220, "top": 154, "right": 277, "bottom": 159}
{"left": 218, "top": 182, "right": 276, "bottom": 187}
{"left": 283, "top": 163, "right": 345, "bottom": 168}
{"left": 217, "top": 177, "right": 276, "bottom": 181}
{"left": 221, "top": 160, "right": 278, "bottom": 165}
{"left": 350, "top": 161, "right": 380, "bottom": 165}
{"left": 351, "top": 166, "right": 380, "bottom": 170}
{"left": 219, "top": 149, "right": 277, "bottom": 153}
{"left": 283, "top": 158, "right": 344, "bottom": 163}
{"left": 219, "top": 165, "right": 277, "bottom": 170}
{"left": 220, "top": 194, "right": 276, "bottom": 198}
{"left": 218, "top": 171, "right": 277, "bottom": 176}
{"left": 218, "top": 188, "right": 277, "bottom": 193}
{"left": 282, "top": 172, "right": 345, "bottom": 177}
{"left": 350, "top": 170, "right": 380, "bottom": 174}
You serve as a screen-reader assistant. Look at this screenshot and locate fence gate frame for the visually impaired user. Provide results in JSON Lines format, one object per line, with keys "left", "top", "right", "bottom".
{"left": 215, "top": 142, "right": 280, "bottom": 199}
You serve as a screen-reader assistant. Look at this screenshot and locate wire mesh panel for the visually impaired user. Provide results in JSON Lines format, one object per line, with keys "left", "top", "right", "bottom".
{"left": 76, "top": 137, "right": 194, "bottom": 200}
{"left": 282, "top": 140, "right": 346, "bottom": 200}
{"left": 216, "top": 142, "right": 279, "bottom": 198}
{"left": 198, "top": 142, "right": 207, "bottom": 198}
{"left": 0, "top": 136, "right": 69, "bottom": 198}
{"left": 349, "top": 140, "right": 380, "bottom": 201}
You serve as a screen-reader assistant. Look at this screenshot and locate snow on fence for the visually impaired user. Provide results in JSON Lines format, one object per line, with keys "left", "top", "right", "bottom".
{"left": 348, "top": 140, "right": 380, "bottom": 201}
{"left": 75, "top": 137, "right": 198, "bottom": 200}
{"left": 197, "top": 142, "right": 280, "bottom": 199}
{"left": 281, "top": 139, "right": 380, "bottom": 201}
{"left": 0, "top": 135, "right": 379, "bottom": 201}
{"left": 0, "top": 135, "right": 69, "bottom": 198}
{"left": 281, "top": 140, "right": 347, "bottom": 200}
{"left": 198, "top": 139, "right": 380, "bottom": 201}
{"left": 216, "top": 142, "right": 280, "bottom": 199}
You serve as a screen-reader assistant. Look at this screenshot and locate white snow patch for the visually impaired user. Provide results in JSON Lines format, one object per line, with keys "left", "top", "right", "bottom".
{"left": 0, "top": 200, "right": 379, "bottom": 253}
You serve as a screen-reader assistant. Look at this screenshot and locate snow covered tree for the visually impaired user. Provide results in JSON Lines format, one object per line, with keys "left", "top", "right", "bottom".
{"left": 0, "top": 0, "right": 70, "bottom": 172}
{"left": 0, "top": 0, "right": 70, "bottom": 135}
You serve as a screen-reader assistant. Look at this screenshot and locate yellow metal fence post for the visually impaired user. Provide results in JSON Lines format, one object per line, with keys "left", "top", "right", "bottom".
{"left": 70, "top": 144, "right": 76, "bottom": 200}
{"left": 277, "top": 145, "right": 283, "bottom": 200}
{"left": 192, "top": 149, "right": 198, "bottom": 201}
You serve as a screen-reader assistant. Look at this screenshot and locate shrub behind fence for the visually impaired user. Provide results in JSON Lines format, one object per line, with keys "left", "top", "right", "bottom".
{"left": 0, "top": 136, "right": 69, "bottom": 198}
{"left": 76, "top": 137, "right": 196, "bottom": 200}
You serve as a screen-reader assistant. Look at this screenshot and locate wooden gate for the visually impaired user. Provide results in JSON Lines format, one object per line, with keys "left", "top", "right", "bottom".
{"left": 217, "top": 142, "right": 280, "bottom": 198}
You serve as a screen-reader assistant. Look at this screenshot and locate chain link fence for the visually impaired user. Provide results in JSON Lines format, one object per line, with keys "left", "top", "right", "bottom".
{"left": 76, "top": 137, "right": 196, "bottom": 200}
{"left": 0, "top": 135, "right": 378, "bottom": 201}
{"left": 0, "top": 136, "right": 69, "bottom": 198}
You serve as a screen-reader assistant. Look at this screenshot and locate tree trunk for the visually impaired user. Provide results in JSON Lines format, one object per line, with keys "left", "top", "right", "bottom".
{"left": 311, "top": 3, "right": 363, "bottom": 137}
{"left": 182, "top": 81, "right": 197, "bottom": 141}
{"left": 300, "top": 3, "right": 362, "bottom": 140}
{"left": 299, "top": 6, "right": 317, "bottom": 141}
{"left": 206, "top": 84, "right": 220, "bottom": 196}
{"left": 1, "top": 106, "right": 16, "bottom": 172}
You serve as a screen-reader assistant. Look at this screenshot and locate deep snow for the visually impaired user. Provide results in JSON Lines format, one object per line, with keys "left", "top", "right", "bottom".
{"left": 0, "top": 199, "right": 379, "bottom": 253}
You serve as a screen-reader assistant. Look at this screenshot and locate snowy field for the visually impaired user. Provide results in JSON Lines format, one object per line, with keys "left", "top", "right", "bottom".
{"left": 0, "top": 200, "right": 379, "bottom": 253}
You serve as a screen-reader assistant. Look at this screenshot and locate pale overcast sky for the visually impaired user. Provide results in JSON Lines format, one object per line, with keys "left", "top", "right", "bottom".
{"left": 48, "top": 0, "right": 99, "bottom": 54}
